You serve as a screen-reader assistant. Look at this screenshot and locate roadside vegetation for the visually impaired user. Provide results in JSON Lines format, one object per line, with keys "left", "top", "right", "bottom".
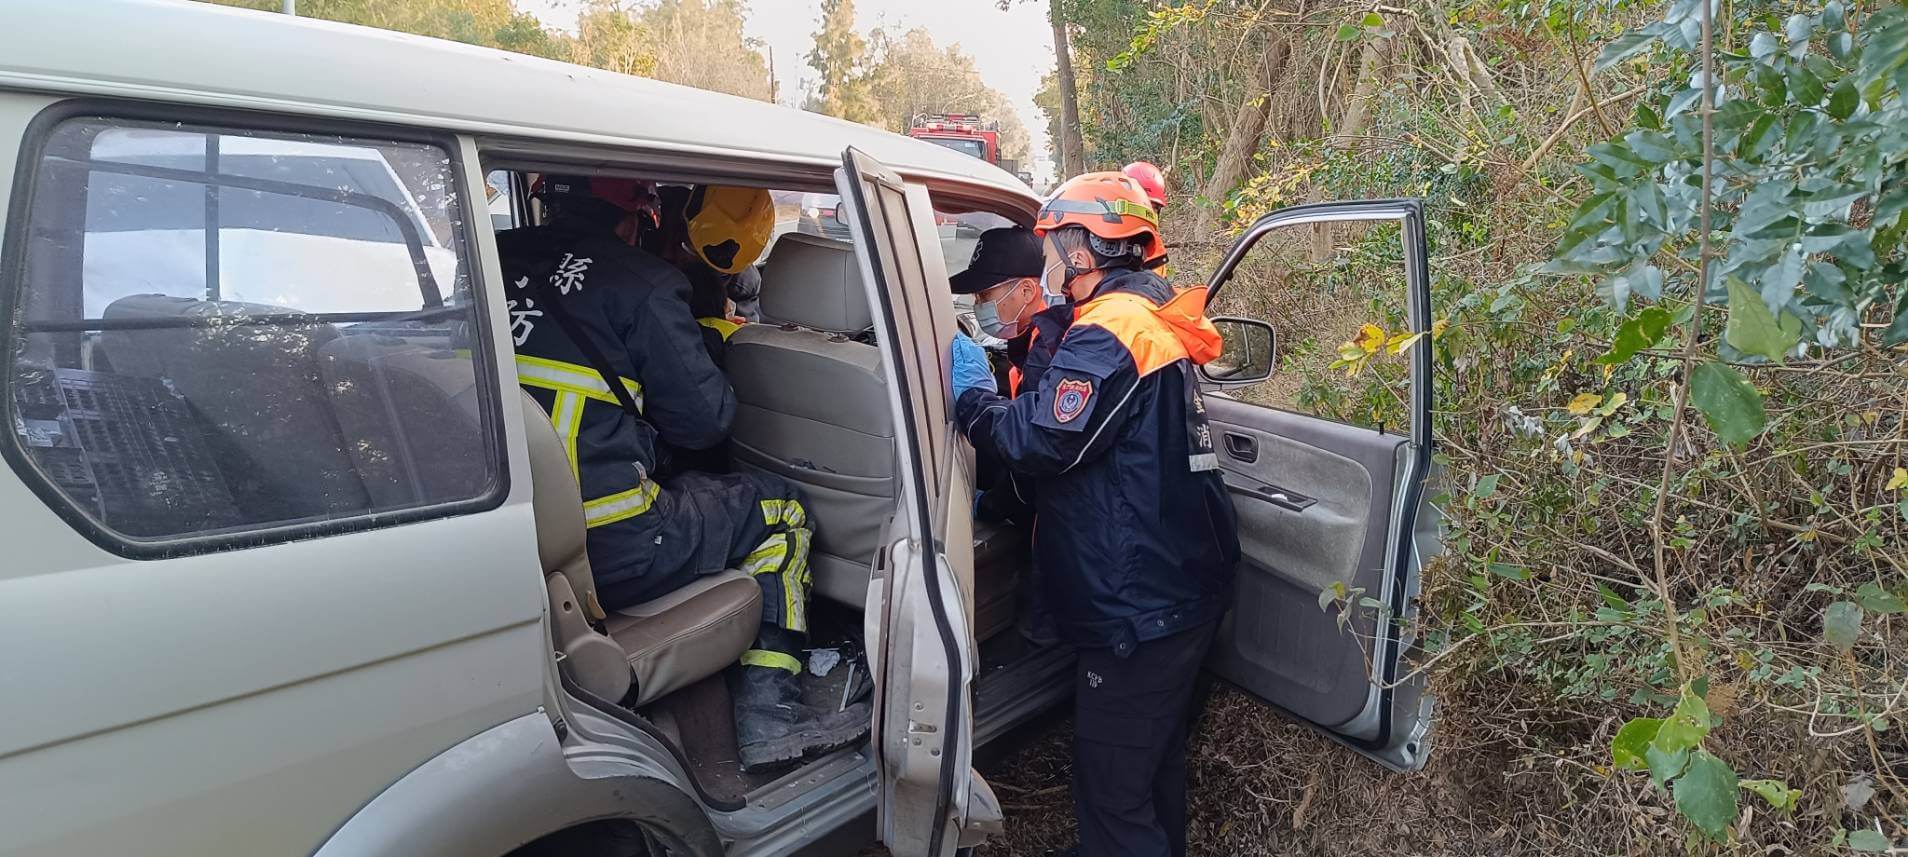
{"left": 1011, "top": 0, "right": 1907, "bottom": 853}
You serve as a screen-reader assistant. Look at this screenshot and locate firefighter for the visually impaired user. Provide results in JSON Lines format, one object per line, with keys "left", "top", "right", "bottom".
{"left": 950, "top": 172, "right": 1240, "bottom": 857}
{"left": 499, "top": 176, "right": 867, "bottom": 772}
{"left": 654, "top": 184, "right": 762, "bottom": 366}
{"left": 1121, "top": 160, "right": 1169, "bottom": 214}
{"left": 658, "top": 184, "right": 763, "bottom": 474}
{"left": 1121, "top": 161, "right": 1172, "bottom": 276}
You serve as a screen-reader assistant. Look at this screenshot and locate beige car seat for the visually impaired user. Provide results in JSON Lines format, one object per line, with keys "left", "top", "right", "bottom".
{"left": 725, "top": 233, "right": 895, "bottom": 607}
{"left": 724, "top": 233, "right": 1022, "bottom": 641}
{"left": 520, "top": 391, "right": 761, "bottom": 706}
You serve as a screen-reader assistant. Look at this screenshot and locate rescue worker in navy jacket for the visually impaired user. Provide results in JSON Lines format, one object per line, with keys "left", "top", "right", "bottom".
{"left": 499, "top": 176, "right": 867, "bottom": 772}
{"left": 951, "top": 172, "right": 1240, "bottom": 857}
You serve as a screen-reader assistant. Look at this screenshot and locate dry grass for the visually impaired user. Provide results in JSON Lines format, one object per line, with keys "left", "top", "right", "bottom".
{"left": 843, "top": 685, "right": 1566, "bottom": 856}
{"left": 943, "top": 682, "right": 1874, "bottom": 856}
{"left": 965, "top": 687, "right": 1586, "bottom": 857}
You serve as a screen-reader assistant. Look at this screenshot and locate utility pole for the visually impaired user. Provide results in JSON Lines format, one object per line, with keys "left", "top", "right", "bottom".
{"left": 768, "top": 44, "right": 779, "bottom": 104}
{"left": 282, "top": 0, "right": 296, "bottom": 14}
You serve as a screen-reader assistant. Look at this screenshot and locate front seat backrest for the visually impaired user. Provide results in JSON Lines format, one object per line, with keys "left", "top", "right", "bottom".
{"left": 727, "top": 233, "right": 895, "bottom": 607}
{"left": 520, "top": 389, "right": 603, "bottom": 620}
{"left": 756, "top": 232, "right": 874, "bottom": 333}
{"left": 520, "top": 390, "right": 632, "bottom": 703}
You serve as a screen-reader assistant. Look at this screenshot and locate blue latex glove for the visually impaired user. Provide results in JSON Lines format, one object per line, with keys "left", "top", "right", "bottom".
{"left": 950, "top": 332, "right": 998, "bottom": 397}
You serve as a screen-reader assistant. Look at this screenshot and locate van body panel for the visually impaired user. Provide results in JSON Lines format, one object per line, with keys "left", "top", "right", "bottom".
{"left": 0, "top": 623, "right": 542, "bottom": 857}
{"left": 0, "top": 95, "right": 549, "bottom": 856}
{"left": 836, "top": 151, "right": 982, "bottom": 857}
{"left": 315, "top": 713, "right": 722, "bottom": 857}
{"left": 0, "top": 6, "right": 1052, "bottom": 853}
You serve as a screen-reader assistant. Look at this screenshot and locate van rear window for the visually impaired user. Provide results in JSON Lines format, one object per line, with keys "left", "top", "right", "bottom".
{"left": 3, "top": 114, "right": 501, "bottom": 551}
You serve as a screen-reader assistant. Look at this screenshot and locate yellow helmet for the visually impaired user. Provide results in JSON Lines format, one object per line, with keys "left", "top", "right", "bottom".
{"left": 685, "top": 186, "right": 774, "bottom": 274}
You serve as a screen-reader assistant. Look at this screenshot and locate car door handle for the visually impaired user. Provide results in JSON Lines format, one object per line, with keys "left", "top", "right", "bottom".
{"left": 1225, "top": 478, "right": 1317, "bottom": 513}
{"left": 1222, "top": 432, "right": 1258, "bottom": 464}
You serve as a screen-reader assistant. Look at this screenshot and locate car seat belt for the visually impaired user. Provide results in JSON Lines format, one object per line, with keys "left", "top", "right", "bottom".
{"left": 527, "top": 276, "right": 645, "bottom": 419}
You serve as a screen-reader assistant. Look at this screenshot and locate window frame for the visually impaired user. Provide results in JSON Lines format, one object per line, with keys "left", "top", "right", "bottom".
{"left": 0, "top": 99, "right": 509, "bottom": 559}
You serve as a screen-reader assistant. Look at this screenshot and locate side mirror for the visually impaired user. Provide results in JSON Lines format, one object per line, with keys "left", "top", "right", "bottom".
{"left": 1199, "top": 316, "right": 1276, "bottom": 385}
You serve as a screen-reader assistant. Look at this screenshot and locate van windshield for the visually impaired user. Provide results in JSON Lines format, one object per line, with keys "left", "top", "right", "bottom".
{"left": 921, "top": 137, "right": 987, "bottom": 160}
{"left": 768, "top": 191, "right": 1010, "bottom": 279}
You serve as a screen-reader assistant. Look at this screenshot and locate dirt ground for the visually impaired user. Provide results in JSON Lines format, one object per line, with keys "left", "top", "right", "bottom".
{"left": 972, "top": 689, "right": 1445, "bottom": 857}
{"left": 859, "top": 685, "right": 1574, "bottom": 857}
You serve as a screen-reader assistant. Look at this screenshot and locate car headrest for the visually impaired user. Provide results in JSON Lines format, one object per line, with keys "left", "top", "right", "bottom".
{"left": 759, "top": 233, "right": 872, "bottom": 334}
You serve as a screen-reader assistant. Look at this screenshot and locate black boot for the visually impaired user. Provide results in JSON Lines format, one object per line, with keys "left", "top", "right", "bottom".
{"left": 731, "top": 645, "right": 870, "bottom": 773}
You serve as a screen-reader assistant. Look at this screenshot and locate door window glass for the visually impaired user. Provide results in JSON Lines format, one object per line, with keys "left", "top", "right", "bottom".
{"left": 1206, "top": 219, "right": 1412, "bottom": 431}
{"left": 6, "top": 116, "right": 497, "bottom": 547}
{"left": 485, "top": 169, "right": 519, "bottom": 231}
{"left": 773, "top": 190, "right": 1011, "bottom": 282}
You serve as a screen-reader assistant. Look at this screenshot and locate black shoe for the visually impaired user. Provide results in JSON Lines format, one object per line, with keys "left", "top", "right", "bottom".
{"left": 731, "top": 663, "right": 870, "bottom": 773}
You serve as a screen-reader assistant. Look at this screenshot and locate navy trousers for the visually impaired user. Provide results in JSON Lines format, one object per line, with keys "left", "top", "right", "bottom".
{"left": 1071, "top": 621, "right": 1219, "bottom": 857}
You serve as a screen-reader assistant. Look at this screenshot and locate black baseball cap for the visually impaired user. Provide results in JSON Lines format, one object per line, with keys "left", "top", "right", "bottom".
{"left": 949, "top": 226, "right": 1045, "bottom": 295}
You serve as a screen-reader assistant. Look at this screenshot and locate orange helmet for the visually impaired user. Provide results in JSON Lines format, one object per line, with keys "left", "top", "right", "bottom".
{"left": 1035, "top": 171, "right": 1165, "bottom": 267}
{"left": 1121, "top": 161, "right": 1168, "bottom": 208}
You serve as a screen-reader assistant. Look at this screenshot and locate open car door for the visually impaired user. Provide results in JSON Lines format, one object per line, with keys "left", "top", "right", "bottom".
{"left": 1199, "top": 199, "right": 1441, "bottom": 771}
{"left": 835, "top": 148, "right": 1001, "bottom": 856}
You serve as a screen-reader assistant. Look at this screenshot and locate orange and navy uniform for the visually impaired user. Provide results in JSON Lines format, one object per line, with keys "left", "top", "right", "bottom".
{"left": 955, "top": 267, "right": 1240, "bottom": 654}
{"left": 1003, "top": 303, "right": 1072, "bottom": 397}
{"left": 974, "top": 303, "right": 1073, "bottom": 523}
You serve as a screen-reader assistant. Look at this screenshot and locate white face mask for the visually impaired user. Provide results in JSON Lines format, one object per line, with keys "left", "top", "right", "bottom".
{"left": 1037, "top": 259, "right": 1068, "bottom": 308}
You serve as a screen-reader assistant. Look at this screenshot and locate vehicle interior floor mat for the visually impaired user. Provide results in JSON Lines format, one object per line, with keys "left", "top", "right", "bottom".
{"left": 644, "top": 672, "right": 760, "bottom": 805}
{"left": 640, "top": 659, "right": 871, "bottom": 805}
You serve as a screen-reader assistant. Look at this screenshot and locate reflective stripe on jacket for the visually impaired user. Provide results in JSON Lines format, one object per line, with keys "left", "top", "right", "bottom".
{"left": 956, "top": 268, "right": 1239, "bottom": 654}
{"left": 499, "top": 223, "right": 736, "bottom": 588}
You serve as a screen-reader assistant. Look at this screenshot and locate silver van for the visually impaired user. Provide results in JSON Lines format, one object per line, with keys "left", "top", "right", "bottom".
{"left": 0, "top": 3, "right": 1441, "bottom": 856}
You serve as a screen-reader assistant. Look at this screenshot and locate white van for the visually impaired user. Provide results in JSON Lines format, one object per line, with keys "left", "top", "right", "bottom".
{"left": 0, "top": 3, "right": 1441, "bottom": 856}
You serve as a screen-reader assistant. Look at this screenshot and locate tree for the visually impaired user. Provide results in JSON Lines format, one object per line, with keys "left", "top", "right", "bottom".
{"left": 1048, "top": 1, "right": 1086, "bottom": 178}
{"left": 1001, "top": 0, "right": 1082, "bottom": 176}
{"left": 864, "top": 28, "right": 1030, "bottom": 163}
{"left": 570, "top": 1, "right": 658, "bottom": 77}
{"left": 639, "top": 0, "right": 771, "bottom": 101}
{"left": 202, "top": 0, "right": 568, "bottom": 59}
{"left": 806, "top": 0, "right": 879, "bottom": 123}
{"left": 1192, "top": 32, "right": 1286, "bottom": 241}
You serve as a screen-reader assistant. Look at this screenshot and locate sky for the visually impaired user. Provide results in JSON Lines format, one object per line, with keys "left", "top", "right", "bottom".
{"left": 516, "top": 0, "right": 1056, "bottom": 181}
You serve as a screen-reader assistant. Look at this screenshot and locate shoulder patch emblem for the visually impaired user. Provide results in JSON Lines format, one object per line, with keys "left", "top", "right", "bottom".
{"left": 1053, "top": 377, "right": 1094, "bottom": 424}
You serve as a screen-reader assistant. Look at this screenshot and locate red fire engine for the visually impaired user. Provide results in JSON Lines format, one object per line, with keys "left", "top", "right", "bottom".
{"left": 907, "top": 112, "right": 1001, "bottom": 166}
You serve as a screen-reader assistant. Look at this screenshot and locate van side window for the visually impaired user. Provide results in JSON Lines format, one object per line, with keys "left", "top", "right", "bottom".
{"left": 4, "top": 116, "right": 499, "bottom": 548}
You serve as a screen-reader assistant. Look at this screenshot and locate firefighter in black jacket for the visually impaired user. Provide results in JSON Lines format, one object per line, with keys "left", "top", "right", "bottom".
{"left": 500, "top": 176, "right": 866, "bottom": 772}
{"left": 952, "top": 172, "right": 1240, "bottom": 857}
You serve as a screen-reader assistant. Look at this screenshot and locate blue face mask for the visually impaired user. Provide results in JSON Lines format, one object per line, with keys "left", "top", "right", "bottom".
{"left": 976, "top": 281, "right": 1034, "bottom": 339}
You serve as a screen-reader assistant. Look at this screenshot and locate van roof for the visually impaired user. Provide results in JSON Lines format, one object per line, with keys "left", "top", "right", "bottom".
{"left": 0, "top": 0, "right": 1037, "bottom": 206}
